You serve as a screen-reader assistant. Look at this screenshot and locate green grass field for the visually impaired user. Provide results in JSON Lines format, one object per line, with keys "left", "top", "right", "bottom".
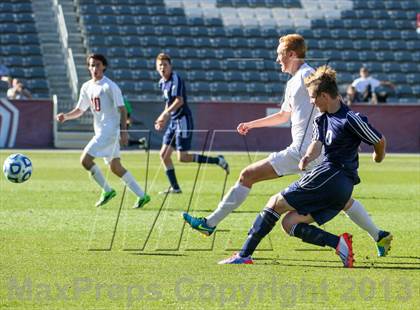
{"left": 0, "top": 150, "right": 419, "bottom": 309}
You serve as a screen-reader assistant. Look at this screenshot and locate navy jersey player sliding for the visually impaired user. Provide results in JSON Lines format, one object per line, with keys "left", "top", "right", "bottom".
{"left": 219, "top": 66, "right": 387, "bottom": 267}
{"left": 155, "top": 53, "right": 229, "bottom": 194}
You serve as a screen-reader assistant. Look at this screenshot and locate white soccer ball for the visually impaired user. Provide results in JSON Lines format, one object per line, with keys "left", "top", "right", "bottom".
{"left": 3, "top": 153, "right": 33, "bottom": 183}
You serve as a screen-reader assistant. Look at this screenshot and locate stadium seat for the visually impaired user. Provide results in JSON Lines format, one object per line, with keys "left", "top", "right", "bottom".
{"left": 406, "top": 41, "right": 420, "bottom": 51}
{"left": 382, "top": 63, "right": 401, "bottom": 73}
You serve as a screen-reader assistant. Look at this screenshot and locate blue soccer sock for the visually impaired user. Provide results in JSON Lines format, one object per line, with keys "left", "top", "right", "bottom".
{"left": 290, "top": 223, "right": 339, "bottom": 249}
{"left": 193, "top": 154, "right": 219, "bottom": 164}
{"left": 239, "top": 208, "right": 280, "bottom": 257}
{"left": 165, "top": 168, "right": 180, "bottom": 190}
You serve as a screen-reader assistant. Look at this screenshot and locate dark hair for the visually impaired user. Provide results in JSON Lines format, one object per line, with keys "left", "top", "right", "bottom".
{"left": 86, "top": 54, "right": 108, "bottom": 69}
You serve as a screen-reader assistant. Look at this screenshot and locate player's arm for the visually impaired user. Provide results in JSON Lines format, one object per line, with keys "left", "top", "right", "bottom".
{"left": 237, "top": 110, "right": 291, "bottom": 135}
{"left": 119, "top": 106, "right": 128, "bottom": 146}
{"left": 346, "top": 112, "right": 385, "bottom": 163}
{"left": 56, "top": 107, "right": 84, "bottom": 123}
{"left": 372, "top": 135, "right": 386, "bottom": 163}
{"left": 299, "top": 140, "right": 322, "bottom": 170}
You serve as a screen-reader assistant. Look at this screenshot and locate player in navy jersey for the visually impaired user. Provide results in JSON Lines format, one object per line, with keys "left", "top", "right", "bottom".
{"left": 219, "top": 66, "right": 388, "bottom": 267}
{"left": 155, "top": 53, "right": 229, "bottom": 194}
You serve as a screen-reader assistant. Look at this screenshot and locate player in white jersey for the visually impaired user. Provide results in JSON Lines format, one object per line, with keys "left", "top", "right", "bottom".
{"left": 56, "top": 54, "right": 150, "bottom": 209}
{"left": 183, "top": 34, "right": 391, "bottom": 257}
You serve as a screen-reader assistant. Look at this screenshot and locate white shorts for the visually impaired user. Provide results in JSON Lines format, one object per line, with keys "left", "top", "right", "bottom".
{"left": 268, "top": 146, "right": 324, "bottom": 177}
{"left": 83, "top": 134, "right": 120, "bottom": 165}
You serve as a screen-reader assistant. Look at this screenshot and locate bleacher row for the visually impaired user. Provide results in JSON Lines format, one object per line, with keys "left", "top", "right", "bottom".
{"left": 0, "top": 0, "right": 48, "bottom": 98}
{"left": 76, "top": 0, "right": 420, "bottom": 102}
{"left": 0, "top": 0, "right": 419, "bottom": 103}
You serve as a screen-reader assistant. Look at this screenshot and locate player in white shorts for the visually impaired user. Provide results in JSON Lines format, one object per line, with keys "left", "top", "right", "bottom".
{"left": 183, "top": 34, "right": 392, "bottom": 257}
{"left": 56, "top": 54, "right": 150, "bottom": 209}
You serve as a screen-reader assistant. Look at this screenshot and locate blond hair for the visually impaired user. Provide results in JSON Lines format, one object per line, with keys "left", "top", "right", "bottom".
{"left": 279, "top": 34, "right": 306, "bottom": 59}
{"left": 156, "top": 53, "right": 171, "bottom": 64}
{"left": 304, "top": 65, "right": 339, "bottom": 98}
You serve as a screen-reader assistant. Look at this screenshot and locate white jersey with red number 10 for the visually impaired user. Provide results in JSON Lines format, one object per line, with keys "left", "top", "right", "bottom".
{"left": 76, "top": 76, "right": 125, "bottom": 137}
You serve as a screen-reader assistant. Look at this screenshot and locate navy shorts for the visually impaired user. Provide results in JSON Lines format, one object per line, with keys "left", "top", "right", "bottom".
{"left": 163, "top": 114, "right": 193, "bottom": 151}
{"left": 281, "top": 164, "right": 354, "bottom": 225}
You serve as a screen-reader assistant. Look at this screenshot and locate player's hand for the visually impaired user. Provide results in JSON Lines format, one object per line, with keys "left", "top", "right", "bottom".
{"left": 154, "top": 119, "right": 164, "bottom": 131}
{"left": 56, "top": 113, "right": 66, "bottom": 123}
{"left": 299, "top": 155, "right": 310, "bottom": 171}
{"left": 372, "top": 151, "right": 384, "bottom": 163}
{"left": 120, "top": 131, "right": 128, "bottom": 147}
{"left": 237, "top": 122, "right": 251, "bottom": 135}
{"left": 155, "top": 115, "right": 167, "bottom": 131}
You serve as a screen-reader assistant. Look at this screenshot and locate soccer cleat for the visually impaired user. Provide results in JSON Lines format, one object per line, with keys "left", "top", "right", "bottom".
{"left": 133, "top": 194, "right": 151, "bottom": 209}
{"left": 159, "top": 187, "right": 182, "bottom": 195}
{"left": 376, "top": 231, "right": 393, "bottom": 257}
{"left": 138, "top": 137, "right": 148, "bottom": 150}
{"left": 182, "top": 212, "right": 216, "bottom": 236}
{"left": 95, "top": 189, "right": 117, "bottom": 207}
{"left": 218, "top": 253, "right": 253, "bottom": 265}
{"left": 336, "top": 233, "right": 354, "bottom": 268}
{"left": 217, "top": 155, "right": 230, "bottom": 174}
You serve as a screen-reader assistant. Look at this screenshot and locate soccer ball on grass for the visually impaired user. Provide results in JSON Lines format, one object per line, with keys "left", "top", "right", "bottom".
{"left": 3, "top": 153, "right": 33, "bottom": 183}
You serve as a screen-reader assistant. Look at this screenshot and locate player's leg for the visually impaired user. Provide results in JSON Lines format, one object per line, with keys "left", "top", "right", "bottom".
{"left": 177, "top": 151, "right": 229, "bottom": 174}
{"left": 160, "top": 143, "right": 181, "bottom": 193}
{"left": 281, "top": 169, "right": 355, "bottom": 267}
{"left": 205, "top": 158, "right": 279, "bottom": 226}
{"left": 343, "top": 198, "right": 392, "bottom": 256}
{"left": 218, "top": 193, "right": 292, "bottom": 264}
{"left": 183, "top": 157, "right": 279, "bottom": 235}
{"left": 81, "top": 152, "right": 111, "bottom": 191}
{"left": 109, "top": 158, "right": 150, "bottom": 209}
{"left": 160, "top": 123, "right": 182, "bottom": 193}
{"left": 81, "top": 149, "right": 116, "bottom": 207}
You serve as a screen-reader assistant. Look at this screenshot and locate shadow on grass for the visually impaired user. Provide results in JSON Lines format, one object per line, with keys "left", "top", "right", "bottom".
{"left": 392, "top": 255, "right": 420, "bottom": 260}
{"left": 128, "top": 252, "right": 186, "bottom": 257}
{"left": 254, "top": 257, "right": 420, "bottom": 270}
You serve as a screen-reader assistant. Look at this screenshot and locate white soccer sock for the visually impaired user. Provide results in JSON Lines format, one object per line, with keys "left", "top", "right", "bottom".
{"left": 205, "top": 182, "right": 250, "bottom": 227}
{"left": 122, "top": 171, "right": 145, "bottom": 198}
{"left": 90, "top": 165, "right": 112, "bottom": 192}
{"left": 344, "top": 200, "right": 380, "bottom": 241}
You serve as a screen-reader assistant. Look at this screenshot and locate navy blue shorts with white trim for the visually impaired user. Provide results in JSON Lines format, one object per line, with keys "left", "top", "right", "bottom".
{"left": 163, "top": 114, "right": 193, "bottom": 151}
{"left": 281, "top": 164, "right": 354, "bottom": 225}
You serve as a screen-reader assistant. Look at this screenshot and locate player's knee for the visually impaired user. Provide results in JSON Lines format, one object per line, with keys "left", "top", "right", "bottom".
{"left": 267, "top": 194, "right": 288, "bottom": 214}
{"left": 159, "top": 149, "right": 168, "bottom": 161}
{"left": 177, "top": 153, "right": 188, "bottom": 162}
{"left": 109, "top": 160, "right": 120, "bottom": 172}
{"left": 343, "top": 198, "right": 354, "bottom": 211}
{"left": 80, "top": 155, "right": 92, "bottom": 170}
{"left": 239, "top": 167, "right": 254, "bottom": 185}
{"left": 281, "top": 216, "right": 293, "bottom": 235}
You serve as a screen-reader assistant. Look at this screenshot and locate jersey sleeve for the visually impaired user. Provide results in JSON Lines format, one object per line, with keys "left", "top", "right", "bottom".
{"left": 111, "top": 82, "right": 125, "bottom": 108}
{"left": 370, "top": 78, "right": 381, "bottom": 90}
{"left": 76, "top": 83, "right": 90, "bottom": 111}
{"left": 171, "top": 74, "right": 184, "bottom": 97}
{"left": 346, "top": 111, "right": 382, "bottom": 145}
{"left": 312, "top": 116, "right": 324, "bottom": 143}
